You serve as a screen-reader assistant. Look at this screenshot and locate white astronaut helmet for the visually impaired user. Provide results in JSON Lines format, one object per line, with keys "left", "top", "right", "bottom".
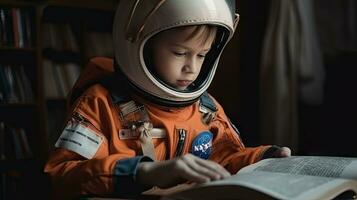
{"left": 113, "top": 0, "right": 239, "bottom": 107}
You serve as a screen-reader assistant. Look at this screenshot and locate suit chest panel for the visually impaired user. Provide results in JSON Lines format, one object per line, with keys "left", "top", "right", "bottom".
{"left": 150, "top": 110, "right": 211, "bottom": 160}
{"left": 110, "top": 103, "right": 211, "bottom": 160}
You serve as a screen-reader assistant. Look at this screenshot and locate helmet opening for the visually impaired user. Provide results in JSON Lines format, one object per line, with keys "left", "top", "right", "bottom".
{"left": 143, "top": 26, "right": 230, "bottom": 94}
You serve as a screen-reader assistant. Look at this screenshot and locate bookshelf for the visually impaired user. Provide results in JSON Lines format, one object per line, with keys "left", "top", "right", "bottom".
{"left": 0, "top": 2, "right": 47, "bottom": 158}
{"left": 41, "top": 2, "right": 116, "bottom": 148}
{"left": 0, "top": 0, "right": 117, "bottom": 199}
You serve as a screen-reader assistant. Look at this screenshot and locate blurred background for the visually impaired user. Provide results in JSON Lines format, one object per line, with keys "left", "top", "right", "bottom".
{"left": 210, "top": 0, "right": 357, "bottom": 157}
{"left": 0, "top": 0, "right": 356, "bottom": 199}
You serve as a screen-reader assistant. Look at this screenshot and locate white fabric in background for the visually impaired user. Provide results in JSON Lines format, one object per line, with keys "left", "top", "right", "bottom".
{"left": 260, "top": 0, "right": 324, "bottom": 150}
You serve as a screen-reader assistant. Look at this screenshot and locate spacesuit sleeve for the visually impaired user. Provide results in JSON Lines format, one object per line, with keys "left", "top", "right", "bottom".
{"left": 208, "top": 96, "right": 272, "bottom": 174}
{"left": 44, "top": 86, "right": 153, "bottom": 199}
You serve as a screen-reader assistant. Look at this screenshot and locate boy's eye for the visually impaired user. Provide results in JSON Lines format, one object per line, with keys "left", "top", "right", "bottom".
{"left": 173, "top": 51, "right": 186, "bottom": 56}
{"left": 198, "top": 54, "right": 206, "bottom": 58}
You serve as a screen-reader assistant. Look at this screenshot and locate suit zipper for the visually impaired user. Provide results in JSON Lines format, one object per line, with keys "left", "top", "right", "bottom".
{"left": 174, "top": 129, "right": 187, "bottom": 157}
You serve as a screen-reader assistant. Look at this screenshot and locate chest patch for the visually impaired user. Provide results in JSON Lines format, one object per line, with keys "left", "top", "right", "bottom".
{"left": 191, "top": 131, "right": 213, "bottom": 160}
{"left": 119, "top": 128, "right": 166, "bottom": 139}
{"left": 55, "top": 122, "right": 104, "bottom": 159}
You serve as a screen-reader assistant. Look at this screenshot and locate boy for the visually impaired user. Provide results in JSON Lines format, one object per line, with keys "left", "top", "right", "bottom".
{"left": 44, "top": 0, "right": 291, "bottom": 199}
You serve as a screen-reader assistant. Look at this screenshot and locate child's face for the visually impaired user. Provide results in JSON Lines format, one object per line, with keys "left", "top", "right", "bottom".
{"left": 151, "top": 26, "right": 216, "bottom": 91}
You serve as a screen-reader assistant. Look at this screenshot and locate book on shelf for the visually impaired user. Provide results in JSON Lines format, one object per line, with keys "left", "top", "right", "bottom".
{"left": 17, "top": 65, "right": 34, "bottom": 102}
{"left": 43, "top": 59, "right": 60, "bottom": 99}
{"left": 23, "top": 9, "right": 33, "bottom": 47}
{"left": 0, "top": 9, "right": 7, "bottom": 47}
{"left": 62, "top": 62, "right": 81, "bottom": 92}
{"left": 0, "top": 8, "right": 34, "bottom": 48}
{"left": 62, "top": 23, "right": 79, "bottom": 53}
{"left": 143, "top": 156, "right": 357, "bottom": 200}
{"left": 42, "top": 22, "right": 79, "bottom": 52}
{"left": 16, "top": 128, "right": 33, "bottom": 159}
{"left": 42, "top": 59, "right": 81, "bottom": 99}
{"left": 1, "top": 123, "right": 33, "bottom": 160}
{"left": 12, "top": 66, "right": 26, "bottom": 102}
{"left": 0, "top": 122, "right": 5, "bottom": 160}
{"left": 0, "top": 66, "right": 9, "bottom": 102}
{"left": 52, "top": 62, "right": 67, "bottom": 97}
{"left": 9, "top": 128, "right": 23, "bottom": 159}
{"left": 42, "top": 23, "right": 58, "bottom": 51}
{"left": 1, "top": 65, "right": 19, "bottom": 103}
{"left": 12, "top": 65, "right": 34, "bottom": 103}
{"left": 0, "top": 65, "right": 34, "bottom": 103}
{"left": 85, "top": 31, "right": 113, "bottom": 59}
{"left": 11, "top": 8, "right": 20, "bottom": 48}
{"left": 0, "top": 8, "right": 14, "bottom": 47}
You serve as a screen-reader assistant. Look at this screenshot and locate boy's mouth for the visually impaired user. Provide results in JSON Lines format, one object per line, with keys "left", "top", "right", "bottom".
{"left": 176, "top": 80, "right": 192, "bottom": 87}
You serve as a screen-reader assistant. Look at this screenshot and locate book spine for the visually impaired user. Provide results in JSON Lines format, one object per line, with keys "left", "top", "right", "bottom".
{"left": 23, "top": 10, "right": 33, "bottom": 47}
{"left": 17, "top": 128, "right": 33, "bottom": 158}
{"left": 3, "top": 66, "right": 19, "bottom": 103}
{"left": 0, "top": 9, "right": 10, "bottom": 47}
{"left": 0, "top": 65, "right": 5, "bottom": 102}
{"left": 15, "top": 9, "right": 24, "bottom": 48}
{"left": 12, "top": 65, "right": 26, "bottom": 102}
{"left": 0, "top": 9, "right": 6, "bottom": 47}
{"left": 0, "top": 122, "right": 6, "bottom": 160}
{"left": 11, "top": 8, "right": 19, "bottom": 48}
{"left": 10, "top": 128, "right": 24, "bottom": 159}
{"left": 18, "top": 66, "right": 34, "bottom": 102}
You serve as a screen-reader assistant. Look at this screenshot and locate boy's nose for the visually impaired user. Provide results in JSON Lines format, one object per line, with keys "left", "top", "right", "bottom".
{"left": 183, "top": 58, "right": 198, "bottom": 73}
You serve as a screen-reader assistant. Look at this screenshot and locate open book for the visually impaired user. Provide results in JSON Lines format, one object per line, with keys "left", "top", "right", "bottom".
{"left": 159, "top": 156, "right": 357, "bottom": 200}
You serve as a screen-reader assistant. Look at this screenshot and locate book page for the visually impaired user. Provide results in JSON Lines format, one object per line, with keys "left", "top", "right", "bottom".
{"left": 226, "top": 171, "right": 357, "bottom": 200}
{"left": 163, "top": 156, "right": 357, "bottom": 200}
{"left": 239, "top": 156, "right": 357, "bottom": 180}
{"left": 162, "top": 171, "right": 357, "bottom": 200}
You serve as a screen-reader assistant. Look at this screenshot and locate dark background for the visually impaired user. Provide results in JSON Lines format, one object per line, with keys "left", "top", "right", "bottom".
{"left": 209, "top": 0, "right": 357, "bottom": 157}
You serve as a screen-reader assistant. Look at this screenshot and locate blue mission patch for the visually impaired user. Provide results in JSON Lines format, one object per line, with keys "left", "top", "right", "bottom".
{"left": 191, "top": 131, "right": 213, "bottom": 159}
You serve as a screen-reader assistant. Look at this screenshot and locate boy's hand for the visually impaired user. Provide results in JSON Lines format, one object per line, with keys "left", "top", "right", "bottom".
{"left": 276, "top": 146, "right": 291, "bottom": 157}
{"left": 137, "top": 153, "right": 231, "bottom": 189}
{"left": 262, "top": 146, "right": 291, "bottom": 159}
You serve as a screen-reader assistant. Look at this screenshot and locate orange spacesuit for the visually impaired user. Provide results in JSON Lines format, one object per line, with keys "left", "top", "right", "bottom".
{"left": 44, "top": 57, "right": 272, "bottom": 199}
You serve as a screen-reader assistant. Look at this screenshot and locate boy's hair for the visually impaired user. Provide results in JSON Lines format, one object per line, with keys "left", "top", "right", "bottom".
{"left": 172, "top": 25, "right": 217, "bottom": 45}
{"left": 146, "top": 24, "right": 217, "bottom": 49}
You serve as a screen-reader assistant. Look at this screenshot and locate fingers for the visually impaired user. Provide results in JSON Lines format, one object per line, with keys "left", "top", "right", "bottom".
{"left": 174, "top": 160, "right": 211, "bottom": 183}
{"left": 194, "top": 157, "right": 231, "bottom": 178}
{"left": 137, "top": 154, "right": 232, "bottom": 189}
{"left": 273, "top": 146, "right": 291, "bottom": 157}
{"left": 279, "top": 147, "right": 291, "bottom": 157}
{"left": 173, "top": 154, "right": 231, "bottom": 184}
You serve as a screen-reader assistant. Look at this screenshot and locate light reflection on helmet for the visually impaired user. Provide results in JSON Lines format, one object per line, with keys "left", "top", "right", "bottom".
{"left": 113, "top": 0, "right": 239, "bottom": 107}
